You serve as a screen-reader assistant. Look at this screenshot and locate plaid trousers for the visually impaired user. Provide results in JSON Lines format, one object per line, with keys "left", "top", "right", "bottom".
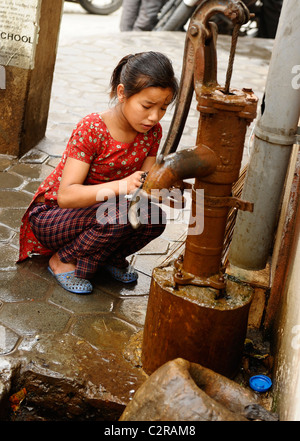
{"left": 28, "top": 198, "right": 166, "bottom": 279}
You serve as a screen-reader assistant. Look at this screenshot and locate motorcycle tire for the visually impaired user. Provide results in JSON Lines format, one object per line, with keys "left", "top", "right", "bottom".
{"left": 78, "top": 0, "right": 122, "bottom": 15}
{"left": 154, "top": 0, "right": 258, "bottom": 32}
{"left": 155, "top": 2, "right": 197, "bottom": 31}
{"left": 154, "top": 0, "right": 182, "bottom": 31}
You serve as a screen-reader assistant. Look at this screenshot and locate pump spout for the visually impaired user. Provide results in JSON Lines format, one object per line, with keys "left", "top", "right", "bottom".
{"left": 143, "top": 144, "right": 218, "bottom": 193}
{"left": 128, "top": 144, "right": 218, "bottom": 229}
{"left": 128, "top": 144, "right": 217, "bottom": 230}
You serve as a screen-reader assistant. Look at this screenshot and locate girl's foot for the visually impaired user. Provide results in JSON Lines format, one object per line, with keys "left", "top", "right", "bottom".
{"left": 49, "top": 252, "right": 76, "bottom": 274}
{"left": 105, "top": 264, "right": 138, "bottom": 283}
{"left": 48, "top": 267, "right": 93, "bottom": 294}
{"left": 48, "top": 252, "right": 93, "bottom": 294}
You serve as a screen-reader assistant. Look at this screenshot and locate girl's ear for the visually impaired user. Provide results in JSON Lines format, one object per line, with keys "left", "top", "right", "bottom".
{"left": 117, "top": 84, "right": 126, "bottom": 103}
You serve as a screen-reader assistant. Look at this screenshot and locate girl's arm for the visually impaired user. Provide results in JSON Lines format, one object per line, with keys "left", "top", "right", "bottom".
{"left": 57, "top": 157, "right": 150, "bottom": 209}
{"left": 141, "top": 156, "right": 156, "bottom": 172}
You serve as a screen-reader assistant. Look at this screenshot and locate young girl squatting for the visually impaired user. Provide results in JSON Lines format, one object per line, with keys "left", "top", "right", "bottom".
{"left": 18, "top": 51, "right": 178, "bottom": 294}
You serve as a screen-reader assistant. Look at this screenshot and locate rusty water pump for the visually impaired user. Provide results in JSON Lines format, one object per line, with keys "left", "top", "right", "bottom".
{"left": 133, "top": 0, "right": 258, "bottom": 378}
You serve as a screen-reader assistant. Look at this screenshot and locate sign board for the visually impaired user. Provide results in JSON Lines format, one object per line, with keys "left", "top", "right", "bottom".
{"left": 0, "top": 0, "right": 41, "bottom": 69}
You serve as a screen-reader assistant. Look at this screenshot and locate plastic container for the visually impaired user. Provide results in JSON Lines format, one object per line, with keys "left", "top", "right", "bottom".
{"left": 249, "top": 375, "right": 272, "bottom": 392}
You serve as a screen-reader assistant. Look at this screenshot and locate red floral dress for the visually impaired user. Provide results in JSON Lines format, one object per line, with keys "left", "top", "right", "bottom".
{"left": 18, "top": 113, "right": 162, "bottom": 262}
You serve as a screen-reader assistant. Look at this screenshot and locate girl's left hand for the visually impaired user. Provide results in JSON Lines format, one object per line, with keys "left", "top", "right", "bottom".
{"left": 121, "top": 170, "right": 145, "bottom": 194}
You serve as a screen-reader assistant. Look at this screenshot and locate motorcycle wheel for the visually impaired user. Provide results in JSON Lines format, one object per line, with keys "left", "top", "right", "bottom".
{"left": 154, "top": 0, "right": 182, "bottom": 31}
{"left": 78, "top": 0, "right": 122, "bottom": 15}
{"left": 156, "top": 2, "right": 197, "bottom": 31}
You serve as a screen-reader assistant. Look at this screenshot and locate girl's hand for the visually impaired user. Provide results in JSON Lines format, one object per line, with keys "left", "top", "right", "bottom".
{"left": 122, "top": 171, "right": 145, "bottom": 194}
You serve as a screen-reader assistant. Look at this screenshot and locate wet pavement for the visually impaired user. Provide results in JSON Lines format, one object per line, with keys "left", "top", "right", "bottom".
{"left": 0, "top": 3, "right": 274, "bottom": 420}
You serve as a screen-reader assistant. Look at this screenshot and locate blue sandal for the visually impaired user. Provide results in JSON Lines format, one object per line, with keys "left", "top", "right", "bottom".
{"left": 104, "top": 264, "right": 138, "bottom": 283}
{"left": 48, "top": 267, "right": 93, "bottom": 294}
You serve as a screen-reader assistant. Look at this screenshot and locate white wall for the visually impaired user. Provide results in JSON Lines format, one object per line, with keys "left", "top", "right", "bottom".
{"left": 272, "top": 144, "right": 300, "bottom": 420}
{"left": 273, "top": 231, "right": 300, "bottom": 420}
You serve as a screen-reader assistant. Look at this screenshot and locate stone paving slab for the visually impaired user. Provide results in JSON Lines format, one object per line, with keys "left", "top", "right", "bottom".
{"left": 0, "top": 5, "right": 273, "bottom": 420}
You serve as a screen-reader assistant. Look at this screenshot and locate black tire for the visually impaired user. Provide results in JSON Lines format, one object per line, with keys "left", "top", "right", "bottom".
{"left": 78, "top": 0, "right": 122, "bottom": 15}
{"left": 156, "top": 2, "right": 196, "bottom": 31}
{"left": 154, "top": 0, "right": 258, "bottom": 32}
{"left": 154, "top": 0, "right": 182, "bottom": 31}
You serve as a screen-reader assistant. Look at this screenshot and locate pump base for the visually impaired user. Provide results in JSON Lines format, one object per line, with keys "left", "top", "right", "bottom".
{"left": 141, "top": 265, "right": 253, "bottom": 378}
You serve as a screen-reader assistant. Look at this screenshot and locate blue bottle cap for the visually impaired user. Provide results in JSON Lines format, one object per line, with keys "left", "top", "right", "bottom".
{"left": 249, "top": 375, "right": 272, "bottom": 392}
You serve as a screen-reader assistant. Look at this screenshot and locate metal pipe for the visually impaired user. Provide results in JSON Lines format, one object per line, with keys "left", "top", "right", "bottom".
{"left": 128, "top": 144, "right": 218, "bottom": 230}
{"left": 228, "top": 0, "right": 300, "bottom": 270}
{"left": 142, "top": 144, "right": 218, "bottom": 192}
{"left": 182, "top": 86, "right": 257, "bottom": 282}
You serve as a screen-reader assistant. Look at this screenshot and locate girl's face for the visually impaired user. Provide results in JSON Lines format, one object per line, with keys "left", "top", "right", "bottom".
{"left": 117, "top": 85, "right": 173, "bottom": 134}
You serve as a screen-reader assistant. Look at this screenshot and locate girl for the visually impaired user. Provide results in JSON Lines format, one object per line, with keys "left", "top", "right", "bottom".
{"left": 18, "top": 51, "right": 178, "bottom": 295}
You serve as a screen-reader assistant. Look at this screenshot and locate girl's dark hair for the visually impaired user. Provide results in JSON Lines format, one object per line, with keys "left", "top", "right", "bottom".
{"left": 110, "top": 51, "right": 178, "bottom": 103}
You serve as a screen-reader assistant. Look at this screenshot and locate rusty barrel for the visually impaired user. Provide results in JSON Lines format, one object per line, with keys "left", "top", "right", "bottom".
{"left": 142, "top": 267, "right": 253, "bottom": 377}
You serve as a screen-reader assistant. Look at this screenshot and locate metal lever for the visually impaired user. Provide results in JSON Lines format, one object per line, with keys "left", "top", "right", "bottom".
{"left": 159, "top": 0, "right": 251, "bottom": 157}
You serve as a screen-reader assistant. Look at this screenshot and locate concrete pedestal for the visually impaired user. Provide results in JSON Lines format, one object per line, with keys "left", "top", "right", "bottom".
{"left": 0, "top": 0, "right": 63, "bottom": 157}
{"left": 142, "top": 266, "right": 253, "bottom": 378}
